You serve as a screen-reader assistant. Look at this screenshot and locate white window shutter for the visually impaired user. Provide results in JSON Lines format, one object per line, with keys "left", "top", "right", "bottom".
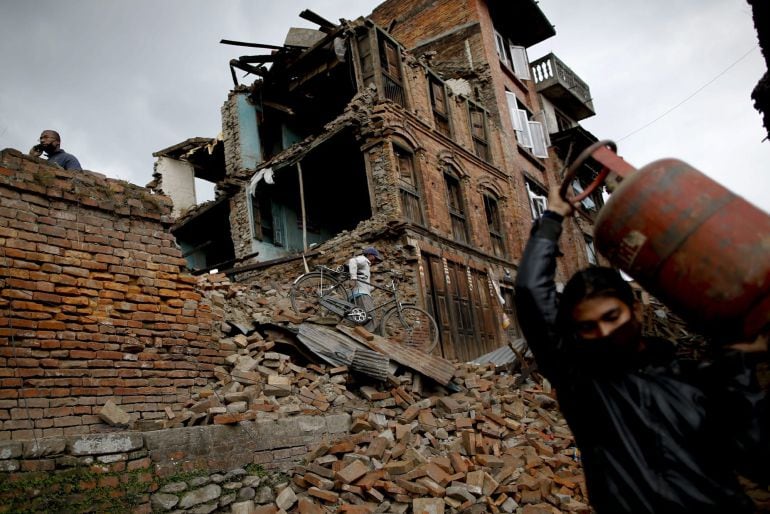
{"left": 516, "top": 109, "right": 532, "bottom": 148}
{"left": 509, "top": 45, "right": 531, "bottom": 80}
{"left": 585, "top": 237, "right": 598, "bottom": 265}
{"left": 573, "top": 180, "right": 597, "bottom": 210}
{"left": 247, "top": 190, "right": 259, "bottom": 240}
{"left": 529, "top": 121, "right": 548, "bottom": 158}
{"left": 494, "top": 32, "right": 508, "bottom": 66}
{"left": 525, "top": 181, "right": 547, "bottom": 219}
{"left": 506, "top": 91, "right": 522, "bottom": 131}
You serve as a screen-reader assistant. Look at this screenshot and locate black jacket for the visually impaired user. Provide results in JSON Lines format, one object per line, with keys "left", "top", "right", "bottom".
{"left": 514, "top": 213, "right": 766, "bottom": 513}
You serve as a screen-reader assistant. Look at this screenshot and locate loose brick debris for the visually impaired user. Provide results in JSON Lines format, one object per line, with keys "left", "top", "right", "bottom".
{"left": 288, "top": 367, "right": 590, "bottom": 514}
{"left": 181, "top": 273, "right": 589, "bottom": 513}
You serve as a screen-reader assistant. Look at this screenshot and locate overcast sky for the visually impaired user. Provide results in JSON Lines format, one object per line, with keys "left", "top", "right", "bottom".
{"left": 1, "top": 0, "right": 767, "bottom": 212}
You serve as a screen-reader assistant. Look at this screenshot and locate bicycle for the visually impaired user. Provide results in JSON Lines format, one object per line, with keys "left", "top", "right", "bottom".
{"left": 290, "top": 265, "right": 439, "bottom": 353}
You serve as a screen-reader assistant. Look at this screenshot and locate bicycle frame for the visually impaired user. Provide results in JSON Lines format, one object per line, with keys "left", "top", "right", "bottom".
{"left": 312, "top": 269, "right": 405, "bottom": 326}
{"left": 294, "top": 265, "right": 411, "bottom": 323}
{"left": 348, "top": 275, "right": 408, "bottom": 325}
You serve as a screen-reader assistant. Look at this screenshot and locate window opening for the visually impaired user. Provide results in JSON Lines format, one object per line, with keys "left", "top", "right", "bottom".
{"left": 468, "top": 102, "right": 490, "bottom": 162}
{"left": 506, "top": 91, "right": 548, "bottom": 158}
{"left": 429, "top": 75, "right": 451, "bottom": 138}
{"left": 555, "top": 110, "right": 573, "bottom": 132}
{"left": 572, "top": 179, "right": 597, "bottom": 211}
{"left": 494, "top": 29, "right": 531, "bottom": 81}
{"left": 378, "top": 33, "right": 406, "bottom": 107}
{"left": 585, "top": 234, "right": 598, "bottom": 265}
{"left": 444, "top": 171, "right": 468, "bottom": 243}
{"left": 509, "top": 44, "right": 531, "bottom": 80}
{"left": 525, "top": 179, "right": 547, "bottom": 219}
{"left": 483, "top": 194, "right": 505, "bottom": 257}
{"left": 494, "top": 31, "right": 509, "bottom": 67}
{"left": 395, "top": 146, "right": 424, "bottom": 225}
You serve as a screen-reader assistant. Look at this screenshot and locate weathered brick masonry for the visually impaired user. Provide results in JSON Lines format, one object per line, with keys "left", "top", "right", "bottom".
{"left": 0, "top": 149, "right": 226, "bottom": 440}
{"left": 0, "top": 414, "right": 350, "bottom": 512}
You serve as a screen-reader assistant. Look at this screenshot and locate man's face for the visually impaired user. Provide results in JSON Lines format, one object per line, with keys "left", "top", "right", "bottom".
{"left": 366, "top": 254, "right": 377, "bottom": 265}
{"left": 39, "top": 131, "right": 60, "bottom": 153}
{"left": 571, "top": 296, "right": 633, "bottom": 340}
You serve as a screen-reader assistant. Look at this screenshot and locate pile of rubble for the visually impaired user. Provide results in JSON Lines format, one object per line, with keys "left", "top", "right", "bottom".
{"left": 285, "top": 365, "right": 589, "bottom": 514}
{"left": 141, "top": 272, "right": 588, "bottom": 512}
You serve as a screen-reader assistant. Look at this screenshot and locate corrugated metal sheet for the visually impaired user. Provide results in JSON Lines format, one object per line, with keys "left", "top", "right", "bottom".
{"left": 470, "top": 338, "right": 531, "bottom": 367}
{"left": 351, "top": 348, "right": 389, "bottom": 381}
{"left": 297, "top": 323, "right": 389, "bottom": 381}
{"left": 339, "top": 325, "right": 456, "bottom": 386}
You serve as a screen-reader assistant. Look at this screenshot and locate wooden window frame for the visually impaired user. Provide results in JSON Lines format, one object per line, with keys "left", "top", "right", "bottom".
{"left": 429, "top": 74, "right": 451, "bottom": 138}
{"left": 444, "top": 171, "right": 469, "bottom": 244}
{"left": 394, "top": 145, "right": 424, "bottom": 226}
{"left": 483, "top": 194, "right": 506, "bottom": 258}
{"left": 467, "top": 101, "right": 490, "bottom": 162}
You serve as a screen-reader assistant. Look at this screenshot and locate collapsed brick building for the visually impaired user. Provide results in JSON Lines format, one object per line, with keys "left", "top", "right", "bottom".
{"left": 151, "top": 0, "right": 603, "bottom": 362}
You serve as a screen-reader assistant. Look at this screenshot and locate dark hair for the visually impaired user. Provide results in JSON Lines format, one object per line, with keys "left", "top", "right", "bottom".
{"left": 556, "top": 267, "right": 635, "bottom": 332}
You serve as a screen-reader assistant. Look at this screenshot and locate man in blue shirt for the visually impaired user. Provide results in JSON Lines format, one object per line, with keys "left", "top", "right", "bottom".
{"left": 29, "top": 130, "right": 82, "bottom": 170}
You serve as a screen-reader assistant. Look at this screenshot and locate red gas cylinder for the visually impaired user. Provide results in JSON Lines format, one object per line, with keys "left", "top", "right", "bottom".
{"left": 564, "top": 142, "right": 770, "bottom": 342}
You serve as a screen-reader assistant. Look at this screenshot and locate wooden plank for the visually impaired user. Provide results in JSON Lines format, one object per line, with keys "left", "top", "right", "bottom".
{"left": 338, "top": 325, "right": 456, "bottom": 386}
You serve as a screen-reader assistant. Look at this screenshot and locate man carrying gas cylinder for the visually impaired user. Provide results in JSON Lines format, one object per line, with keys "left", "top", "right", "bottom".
{"left": 514, "top": 185, "right": 768, "bottom": 513}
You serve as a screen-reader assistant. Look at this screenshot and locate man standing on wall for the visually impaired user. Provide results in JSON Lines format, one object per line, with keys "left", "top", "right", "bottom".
{"left": 29, "top": 130, "right": 82, "bottom": 170}
{"left": 347, "top": 247, "right": 382, "bottom": 331}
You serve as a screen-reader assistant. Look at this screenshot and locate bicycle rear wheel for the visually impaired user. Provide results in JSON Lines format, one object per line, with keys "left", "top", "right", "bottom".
{"left": 380, "top": 305, "right": 439, "bottom": 353}
{"left": 290, "top": 272, "right": 349, "bottom": 318}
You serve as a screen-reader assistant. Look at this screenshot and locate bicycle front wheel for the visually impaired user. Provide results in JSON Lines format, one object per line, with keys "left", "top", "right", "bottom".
{"left": 380, "top": 305, "right": 439, "bottom": 353}
{"left": 290, "top": 272, "right": 348, "bottom": 318}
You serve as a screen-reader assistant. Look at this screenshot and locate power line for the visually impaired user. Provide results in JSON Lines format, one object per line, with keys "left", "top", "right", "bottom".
{"left": 618, "top": 45, "right": 758, "bottom": 142}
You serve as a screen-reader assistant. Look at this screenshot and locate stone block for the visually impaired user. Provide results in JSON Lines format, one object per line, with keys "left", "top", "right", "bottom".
{"left": 0, "top": 460, "right": 19, "bottom": 472}
{"left": 298, "top": 497, "right": 325, "bottom": 514}
{"left": 231, "top": 500, "right": 256, "bottom": 514}
{"left": 336, "top": 460, "right": 369, "bottom": 484}
{"left": 324, "top": 413, "right": 352, "bottom": 434}
{"left": 179, "top": 484, "right": 222, "bottom": 509}
{"left": 413, "top": 498, "right": 445, "bottom": 514}
{"left": 227, "top": 402, "right": 248, "bottom": 413}
{"left": 67, "top": 432, "right": 143, "bottom": 456}
{"left": 0, "top": 441, "right": 22, "bottom": 459}
{"left": 275, "top": 486, "right": 297, "bottom": 511}
{"left": 151, "top": 492, "right": 180, "bottom": 511}
{"left": 98, "top": 399, "right": 131, "bottom": 427}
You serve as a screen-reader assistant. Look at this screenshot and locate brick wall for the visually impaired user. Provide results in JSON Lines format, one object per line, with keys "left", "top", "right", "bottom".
{"left": 370, "top": 0, "right": 476, "bottom": 51}
{"left": 0, "top": 149, "right": 226, "bottom": 441}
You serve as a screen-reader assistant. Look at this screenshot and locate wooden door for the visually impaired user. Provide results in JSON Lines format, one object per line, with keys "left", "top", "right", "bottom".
{"left": 422, "top": 254, "right": 453, "bottom": 359}
{"left": 470, "top": 270, "right": 498, "bottom": 356}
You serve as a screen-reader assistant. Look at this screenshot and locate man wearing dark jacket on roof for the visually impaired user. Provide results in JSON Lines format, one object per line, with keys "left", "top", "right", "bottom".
{"left": 29, "top": 130, "right": 82, "bottom": 171}
{"left": 514, "top": 185, "right": 768, "bottom": 513}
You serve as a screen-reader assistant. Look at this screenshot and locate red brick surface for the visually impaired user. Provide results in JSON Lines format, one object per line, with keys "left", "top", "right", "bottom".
{"left": 0, "top": 150, "right": 225, "bottom": 440}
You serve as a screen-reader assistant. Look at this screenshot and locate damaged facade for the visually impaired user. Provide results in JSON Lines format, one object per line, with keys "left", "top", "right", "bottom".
{"left": 151, "top": 0, "right": 603, "bottom": 362}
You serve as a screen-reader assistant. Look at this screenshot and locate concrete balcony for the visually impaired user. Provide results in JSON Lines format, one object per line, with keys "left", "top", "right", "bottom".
{"left": 531, "top": 53, "right": 595, "bottom": 121}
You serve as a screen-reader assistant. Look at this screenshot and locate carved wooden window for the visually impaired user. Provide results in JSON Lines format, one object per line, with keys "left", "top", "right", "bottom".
{"left": 468, "top": 102, "right": 489, "bottom": 162}
{"left": 484, "top": 194, "right": 505, "bottom": 258}
{"left": 444, "top": 171, "right": 468, "bottom": 244}
{"left": 378, "top": 34, "right": 406, "bottom": 107}
{"left": 429, "top": 76, "right": 451, "bottom": 138}
{"left": 395, "top": 146, "right": 423, "bottom": 225}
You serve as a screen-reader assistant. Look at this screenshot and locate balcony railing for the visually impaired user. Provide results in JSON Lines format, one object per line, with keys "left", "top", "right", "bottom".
{"left": 383, "top": 73, "right": 406, "bottom": 108}
{"left": 531, "top": 53, "right": 595, "bottom": 121}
